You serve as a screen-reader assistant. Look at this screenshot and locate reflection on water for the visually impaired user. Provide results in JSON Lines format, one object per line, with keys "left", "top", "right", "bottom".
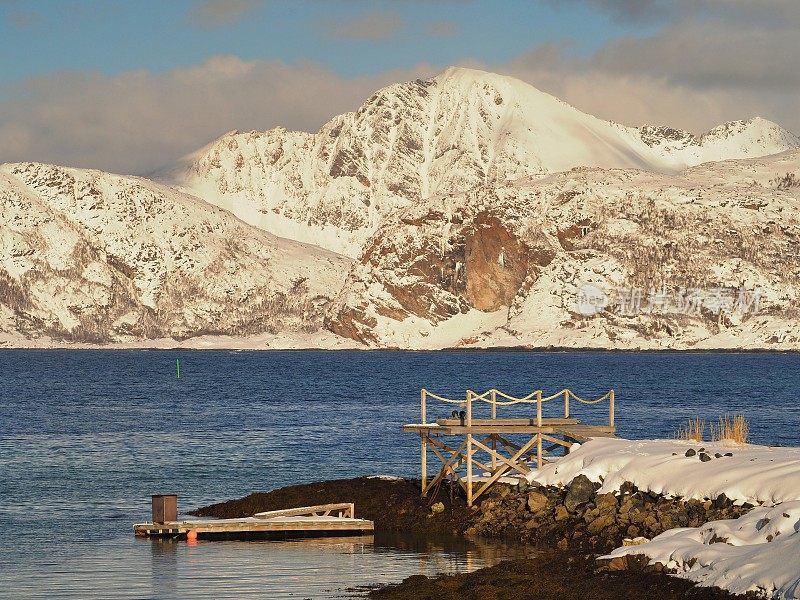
{"left": 140, "top": 533, "right": 528, "bottom": 599}
{"left": 0, "top": 530, "right": 528, "bottom": 600}
{"left": 3, "top": 350, "right": 797, "bottom": 599}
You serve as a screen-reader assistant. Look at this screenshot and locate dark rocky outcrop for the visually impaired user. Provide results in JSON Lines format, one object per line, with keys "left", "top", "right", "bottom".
{"left": 467, "top": 479, "right": 750, "bottom": 554}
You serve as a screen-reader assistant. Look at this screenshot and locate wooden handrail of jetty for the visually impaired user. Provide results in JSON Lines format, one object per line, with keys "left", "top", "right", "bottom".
{"left": 253, "top": 503, "right": 355, "bottom": 520}
{"left": 406, "top": 387, "right": 616, "bottom": 506}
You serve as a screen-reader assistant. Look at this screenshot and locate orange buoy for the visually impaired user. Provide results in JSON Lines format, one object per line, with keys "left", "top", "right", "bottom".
{"left": 186, "top": 529, "right": 198, "bottom": 543}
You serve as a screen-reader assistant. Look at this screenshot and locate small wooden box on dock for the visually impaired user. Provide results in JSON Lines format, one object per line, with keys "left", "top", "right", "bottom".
{"left": 134, "top": 502, "right": 374, "bottom": 541}
{"left": 152, "top": 494, "right": 177, "bottom": 524}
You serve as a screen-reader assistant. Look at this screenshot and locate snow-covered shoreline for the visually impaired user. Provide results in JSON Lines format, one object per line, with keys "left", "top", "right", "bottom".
{"left": 530, "top": 438, "right": 800, "bottom": 599}
{"left": 4, "top": 330, "right": 800, "bottom": 352}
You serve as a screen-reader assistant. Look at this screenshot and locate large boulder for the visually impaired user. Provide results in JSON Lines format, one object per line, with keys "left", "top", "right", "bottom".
{"left": 565, "top": 475, "right": 599, "bottom": 512}
{"left": 527, "top": 491, "right": 548, "bottom": 513}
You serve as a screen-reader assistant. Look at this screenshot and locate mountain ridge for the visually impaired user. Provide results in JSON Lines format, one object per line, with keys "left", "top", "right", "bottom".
{"left": 2, "top": 67, "right": 800, "bottom": 349}
{"left": 156, "top": 67, "right": 800, "bottom": 257}
{"left": 0, "top": 161, "right": 350, "bottom": 343}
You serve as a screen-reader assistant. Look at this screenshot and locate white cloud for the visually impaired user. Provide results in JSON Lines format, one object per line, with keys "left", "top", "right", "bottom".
{"left": 188, "top": 0, "right": 265, "bottom": 28}
{"left": 323, "top": 10, "right": 406, "bottom": 41}
{"left": 0, "top": 57, "right": 437, "bottom": 174}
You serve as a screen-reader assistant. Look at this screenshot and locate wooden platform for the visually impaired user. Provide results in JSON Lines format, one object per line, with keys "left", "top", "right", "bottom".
{"left": 405, "top": 387, "right": 617, "bottom": 506}
{"left": 134, "top": 503, "right": 374, "bottom": 540}
{"left": 405, "top": 422, "right": 615, "bottom": 442}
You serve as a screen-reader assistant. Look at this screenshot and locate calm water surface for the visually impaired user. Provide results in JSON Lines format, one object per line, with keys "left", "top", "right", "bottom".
{"left": 1, "top": 350, "right": 799, "bottom": 599}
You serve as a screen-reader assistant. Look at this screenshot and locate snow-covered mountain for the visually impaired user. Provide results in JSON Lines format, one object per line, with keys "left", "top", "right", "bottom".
{"left": 3, "top": 67, "right": 800, "bottom": 349}
{"left": 157, "top": 67, "right": 800, "bottom": 257}
{"left": 0, "top": 162, "right": 350, "bottom": 343}
{"left": 325, "top": 149, "right": 800, "bottom": 350}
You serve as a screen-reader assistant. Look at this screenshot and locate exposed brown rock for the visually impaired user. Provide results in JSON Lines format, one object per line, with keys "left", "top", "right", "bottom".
{"left": 464, "top": 212, "right": 528, "bottom": 311}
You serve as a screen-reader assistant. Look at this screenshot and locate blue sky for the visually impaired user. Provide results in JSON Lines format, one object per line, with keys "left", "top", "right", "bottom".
{"left": 0, "top": 1, "right": 644, "bottom": 85}
{"left": 0, "top": 0, "right": 796, "bottom": 174}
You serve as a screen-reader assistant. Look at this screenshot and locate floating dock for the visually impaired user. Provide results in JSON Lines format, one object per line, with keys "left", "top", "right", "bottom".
{"left": 134, "top": 503, "right": 374, "bottom": 540}
{"left": 404, "top": 388, "right": 616, "bottom": 506}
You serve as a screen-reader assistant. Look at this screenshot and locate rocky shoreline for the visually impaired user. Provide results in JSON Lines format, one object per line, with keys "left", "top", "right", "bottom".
{"left": 469, "top": 474, "right": 751, "bottom": 555}
{"left": 193, "top": 475, "right": 753, "bottom": 599}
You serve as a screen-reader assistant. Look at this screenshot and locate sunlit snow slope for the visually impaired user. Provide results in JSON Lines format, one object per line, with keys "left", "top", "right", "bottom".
{"left": 0, "top": 162, "right": 350, "bottom": 343}
{"left": 158, "top": 67, "right": 800, "bottom": 256}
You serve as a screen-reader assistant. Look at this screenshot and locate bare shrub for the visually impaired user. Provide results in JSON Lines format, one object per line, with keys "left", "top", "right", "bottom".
{"left": 772, "top": 173, "right": 799, "bottom": 190}
{"left": 676, "top": 417, "right": 705, "bottom": 442}
{"left": 711, "top": 415, "right": 749, "bottom": 444}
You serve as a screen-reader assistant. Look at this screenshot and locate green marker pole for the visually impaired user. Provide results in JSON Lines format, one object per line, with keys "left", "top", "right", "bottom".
{"left": 176, "top": 358, "right": 181, "bottom": 380}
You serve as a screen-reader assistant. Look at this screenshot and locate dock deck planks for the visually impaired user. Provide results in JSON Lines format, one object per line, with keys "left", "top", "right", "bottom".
{"left": 134, "top": 503, "right": 374, "bottom": 540}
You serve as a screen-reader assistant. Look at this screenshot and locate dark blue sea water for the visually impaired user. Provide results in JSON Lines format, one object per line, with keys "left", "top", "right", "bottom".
{"left": 1, "top": 350, "right": 799, "bottom": 599}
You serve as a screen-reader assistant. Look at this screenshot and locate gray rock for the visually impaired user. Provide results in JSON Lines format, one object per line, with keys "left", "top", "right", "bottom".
{"left": 602, "top": 554, "right": 650, "bottom": 572}
{"left": 699, "top": 452, "right": 712, "bottom": 462}
{"left": 713, "top": 493, "right": 729, "bottom": 509}
{"left": 565, "top": 474, "right": 598, "bottom": 512}
{"left": 685, "top": 449, "right": 696, "bottom": 457}
{"left": 596, "top": 492, "right": 618, "bottom": 510}
{"left": 587, "top": 513, "right": 615, "bottom": 534}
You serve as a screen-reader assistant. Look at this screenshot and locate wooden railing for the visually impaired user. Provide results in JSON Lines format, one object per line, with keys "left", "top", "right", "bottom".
{"left": 253, "top": 503, "right": 355, "bottom": 520}
{"left": 420, "top": 387, "right": 615, "bottom": 428}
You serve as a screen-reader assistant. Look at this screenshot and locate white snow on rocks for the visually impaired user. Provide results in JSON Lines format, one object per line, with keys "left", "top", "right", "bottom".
{"left": 535, "top": 438, "right": 800, "bottom": 598}
{"left": 604, "top": 501, "right": 800, "bottom": 599}
{"left": 4, "top": 67, "right": 800, "bottom": 348}
{"left": 528, "top": 438, "right": 800, "bottom": 505}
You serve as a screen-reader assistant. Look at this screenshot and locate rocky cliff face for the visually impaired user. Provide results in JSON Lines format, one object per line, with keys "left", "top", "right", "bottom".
{"left": 4, "top": 67, "right": 800, "bottom": 348}
{"left": 325, "top": 150, "right": 800, "bottom": 349}
{"left": 158, "top": 67, "right": 800, "bottom": 258}
{"left": 0, "top": 162, "right": 350, "bottom": 343}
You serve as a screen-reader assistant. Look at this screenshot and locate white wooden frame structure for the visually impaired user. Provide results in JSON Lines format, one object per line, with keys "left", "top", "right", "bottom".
{"left": 403, "top": 388, "right": 616, "bottom": 506}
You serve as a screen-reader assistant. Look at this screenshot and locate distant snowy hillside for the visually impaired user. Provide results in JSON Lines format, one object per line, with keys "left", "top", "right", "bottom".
{"left": 0, "top": 162, "right": 350, "bottom": 343}
{"left": 157, "top": 67, "right": 800, "bottom": 256}
{"left": 325, "top": 149, "right": 800, "bottom": 350}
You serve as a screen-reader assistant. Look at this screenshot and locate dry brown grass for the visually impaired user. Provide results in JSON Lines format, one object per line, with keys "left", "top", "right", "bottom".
{"left": 711, "top": 415, "right": 749, "bottom": 444}
{"left": 676, "top": 417, "right": 705, "bottom": 442}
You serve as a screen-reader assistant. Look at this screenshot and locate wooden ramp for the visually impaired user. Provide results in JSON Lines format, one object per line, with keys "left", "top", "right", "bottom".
{"left": 134, "top": 503, "right": 374, "bottom": 540}
{"left": 404, "top": 388, "right": 617, "bottom": 506}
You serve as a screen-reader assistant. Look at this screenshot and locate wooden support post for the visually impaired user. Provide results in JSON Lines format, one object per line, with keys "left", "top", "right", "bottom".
{"left": 421, "top": 432, "right": 428, "bottom": 496}
{"left": 420, "top": 389, "right": 428, "bottom": 496}
{"left": 426, "top": 439, "right": 468, "bottom": 492}
{"left": 490, "top": 389, "right": 497, "bottom": 473}
{"left": 537, "top": 433, "right": 543, "bottom": 469}
{"left": 609, "top": 389, "right": 615, "bottom": 428}
{"left": 536, "top": 390, "right": 542, "bottom": 427}
{"left": 564, "top": 389, "right": 570, "bottom": 419}
{"left": 466, "top": 390, "right": 473, "bottom": 506}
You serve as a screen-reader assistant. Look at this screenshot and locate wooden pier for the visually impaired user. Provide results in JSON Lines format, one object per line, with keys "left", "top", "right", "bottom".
{"left": 134, "top": 503, "right": 374, "bottom": 540}
{"left": 404, "top": 388, "right": 616, "bottom": 506}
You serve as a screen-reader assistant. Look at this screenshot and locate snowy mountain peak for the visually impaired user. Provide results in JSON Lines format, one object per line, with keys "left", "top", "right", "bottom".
{"left": 156, "top": 68, "right": 800, "bottom": 257}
